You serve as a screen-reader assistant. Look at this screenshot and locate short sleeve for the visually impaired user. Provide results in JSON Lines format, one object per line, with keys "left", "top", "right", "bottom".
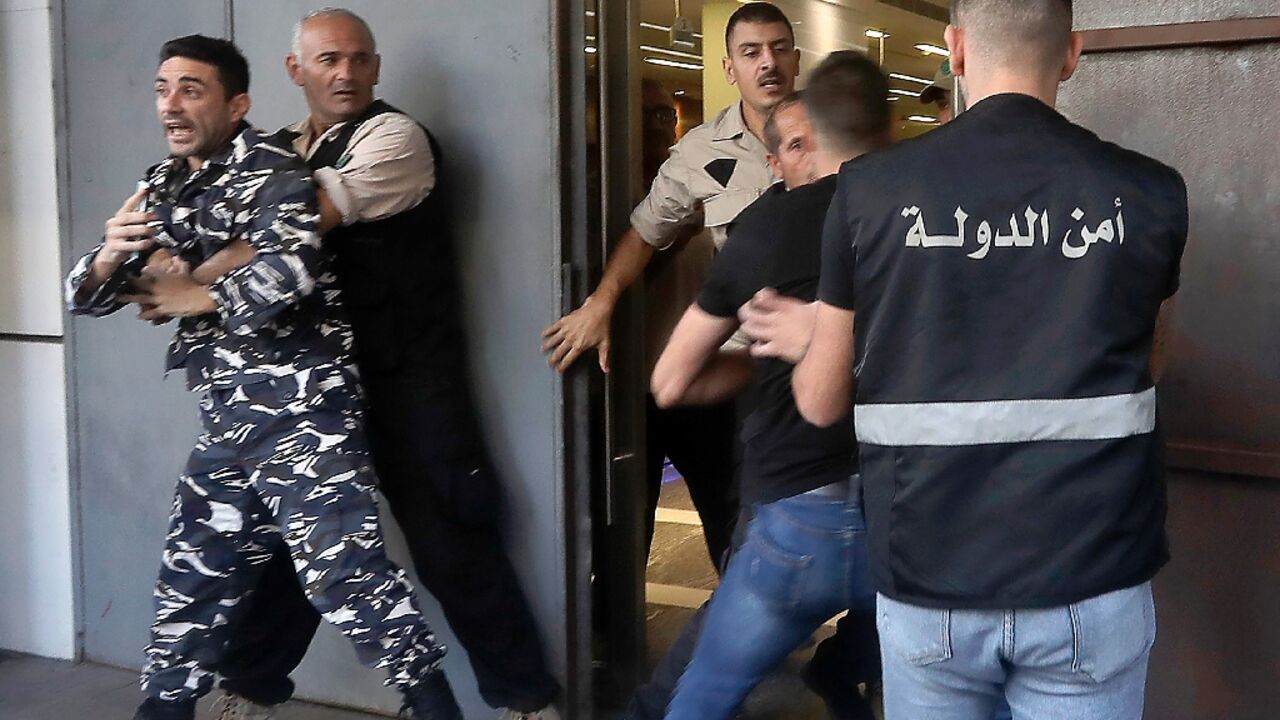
{"left": 630, "top": 140, "right": 702, "bottom": 250}
{"left": 817, "top": 177, "right": 857, "bottom": 311}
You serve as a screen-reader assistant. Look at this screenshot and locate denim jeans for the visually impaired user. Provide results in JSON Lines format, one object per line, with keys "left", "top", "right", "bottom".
{"left": 665, "top": 485, "right": 877, "bottom": 720}
{"left": 877, "top": 582, "right": 1156, "bottom": 720}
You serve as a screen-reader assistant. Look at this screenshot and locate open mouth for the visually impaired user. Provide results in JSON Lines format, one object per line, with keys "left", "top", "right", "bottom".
{"left": 164, "top": 120, "right": 195, "bottom": 143}
{"left": 759, "top": 75, "right": 783, "bottom": 91}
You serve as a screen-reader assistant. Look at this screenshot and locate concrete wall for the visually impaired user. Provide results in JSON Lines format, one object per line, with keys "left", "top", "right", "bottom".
{"left": 0, "top": 0, "right": 76, "bottom": 661}
{"left": 1060, "top": 2, "right": 1280, "bottom": 717}
{"left": 59, "top": 1, "right": 567, "bottom": 715}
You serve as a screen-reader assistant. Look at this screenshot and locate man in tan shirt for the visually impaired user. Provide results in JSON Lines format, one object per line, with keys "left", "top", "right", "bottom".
{"left": 542, "top": 1, "right": 800, "bottom": 569}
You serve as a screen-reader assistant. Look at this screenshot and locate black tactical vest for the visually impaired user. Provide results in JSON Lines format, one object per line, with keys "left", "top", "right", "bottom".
{"left": 822, "top": 94, "right": 1188, "bottom": 609}
{"left": 304, "top": 101, "right": 465, "bottom": 380}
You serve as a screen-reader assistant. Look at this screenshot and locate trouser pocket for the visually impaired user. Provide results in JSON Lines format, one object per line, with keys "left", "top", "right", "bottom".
{"left": 877, "top": 593, "right": 953, "bottom": 667}
{"left": 742, "top": 514, "right": 815, "bottom": 612}
{"left": 1069, "top": 582, "right": 1156, "bottom": 683}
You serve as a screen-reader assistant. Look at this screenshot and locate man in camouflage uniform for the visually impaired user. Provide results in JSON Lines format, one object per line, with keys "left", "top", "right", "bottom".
{"left": 64, "top": 34, "right": 460, "bottom": 720}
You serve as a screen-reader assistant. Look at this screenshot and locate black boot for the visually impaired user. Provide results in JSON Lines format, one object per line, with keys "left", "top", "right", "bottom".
{"left": 132, "top": 697, "right": 197, "bottom": 720}
{"left": 800, "top": 660, "right": 877, "bottom": 720}
{"left": 400, "top": 670, "right": 464, "bottom": 720}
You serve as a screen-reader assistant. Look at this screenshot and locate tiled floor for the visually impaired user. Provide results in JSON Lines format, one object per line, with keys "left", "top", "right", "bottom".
{"left": 0, "top": 652, "right": 385, "bottom": 719}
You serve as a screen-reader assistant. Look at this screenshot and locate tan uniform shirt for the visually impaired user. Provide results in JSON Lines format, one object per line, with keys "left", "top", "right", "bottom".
{"left": 631, "top": 101, "right": 777, "bottom": 369}
{"left": 631, "top": 100, "right": 776, "bottom": 251}
{"left": 287, "top": 109, "right": 435, "bottom": 225}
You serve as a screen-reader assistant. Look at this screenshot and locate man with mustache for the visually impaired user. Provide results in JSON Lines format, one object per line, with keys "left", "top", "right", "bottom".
{"left": 542, "top": 0, "right": 801, "bottom": 592}
{"left": 65, "top": 33, "right": 462, "bottom": 720}
{"left": 205, "top": 9, "right": 562, "bottom": 720}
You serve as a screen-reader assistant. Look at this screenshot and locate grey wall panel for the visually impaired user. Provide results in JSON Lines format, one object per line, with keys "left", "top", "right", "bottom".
{"left": 1060, "top": 5, "right": 1280, "bottom": 718}
{"left": 1150, "top": 471, "right": 1280, "bottom": 720}
{"left": 64, "top": 1, "right": 566, "bottom": 716}
{"left": 1060, "top": 46, "right": 1280, "bottom": 464}
{"left": 62, "top": 0, "right": 228, "bottom": 669}
{"left": 1075, "top": 0, "right": 1280, "bottom": 30}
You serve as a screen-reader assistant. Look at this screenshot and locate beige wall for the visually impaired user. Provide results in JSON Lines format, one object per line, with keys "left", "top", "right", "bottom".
{"left": 702, "top": 1, "right": 736, "bottom": 118}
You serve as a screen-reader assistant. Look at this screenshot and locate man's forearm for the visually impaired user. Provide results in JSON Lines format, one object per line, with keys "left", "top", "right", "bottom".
{"left": 592, "top": 227, "right": 656, "bottom": 306}
{"left": 76, "top": 254, "right": 117, "bottom": 298}
{"left": 792, "top": 304, "right": 856, "bottom": 428}
{"left": 672, "top": 351, "right": 753, "bottom": 407}
{"left": 191, "top": 240, "right": 257, "bottom": 285}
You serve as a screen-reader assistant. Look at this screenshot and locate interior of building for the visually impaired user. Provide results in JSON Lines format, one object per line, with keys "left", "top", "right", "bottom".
{"left": 585, "top": 3, "right": 952, "bottom": 715}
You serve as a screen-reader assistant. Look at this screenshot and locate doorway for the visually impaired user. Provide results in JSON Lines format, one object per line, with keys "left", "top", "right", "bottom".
{"left": 573, "top": 0, "right": 952, "bottom": 716}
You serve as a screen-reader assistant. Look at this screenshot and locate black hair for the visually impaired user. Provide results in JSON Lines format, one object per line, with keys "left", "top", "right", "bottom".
{"left": 159, "top": 34, "right": 250, "bottom": 98}
{"left": 803, "top": 51, "right": 891, "bottom": 156}
{"left": 724, "top": 2, "right": 794, "bottom": 52}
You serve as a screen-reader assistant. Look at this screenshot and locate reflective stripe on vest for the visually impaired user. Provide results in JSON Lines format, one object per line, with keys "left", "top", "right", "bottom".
{"left": 854, "top": 388, "right": 1156, "bottom": 447}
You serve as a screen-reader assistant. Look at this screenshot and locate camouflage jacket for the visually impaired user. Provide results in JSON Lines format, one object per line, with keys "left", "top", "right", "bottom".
{"left": 66, "top": 123, "right": 355, "bottom": 392}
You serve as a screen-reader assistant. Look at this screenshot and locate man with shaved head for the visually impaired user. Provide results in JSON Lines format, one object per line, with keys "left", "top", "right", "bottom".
{"left": 208, "top": 9, "right": 561, "bottom": 720}
{"left": 748, "top": 0, "right": 1187, "bottom": 718}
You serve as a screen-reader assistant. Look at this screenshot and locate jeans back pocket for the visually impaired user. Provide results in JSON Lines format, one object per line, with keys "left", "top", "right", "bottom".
{"left": 877, "top": 594, "right": 954, "bottom": 667}
{"left": 1069, "top": 582, "right": 1157, "bottom": 683}
{"left": 745, "top": 526, "right": 815, "bottom": 612}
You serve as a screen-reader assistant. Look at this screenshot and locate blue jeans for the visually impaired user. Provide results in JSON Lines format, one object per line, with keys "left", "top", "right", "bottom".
{"left": 665, "top": 486, "right": 877, "bottom": 720}
{"left": 877, "top": 582, "right": 1157, "bottom": 720}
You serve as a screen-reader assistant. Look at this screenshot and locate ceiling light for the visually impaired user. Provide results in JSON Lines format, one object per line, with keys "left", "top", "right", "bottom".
{"left": 644, "top": 57, "right": 703, "bottom": 71}
{"left": 890, "top": 88, "right": 920, "bottom": 97}
{"left": 865, "top": 29, "right": 891, "bottom": 39}
{"left": 585, "top": 46, "right": 597, "bottom": 54}
{"left": 889, "top": 72, "right": 932, "bottom": 86}
{"left": 674, "top": 90, "right": 686, "bottom": 96}
{"left": 908, "top": 115, "right": 939, "bottom": 124}
{"left": 915, "top": 43, "right": 950, "bottom": 57}
{"left": 640, "top": 44, "right": 702, "bottom": 61}
{"left": 640, "top": 21, "right": 703, "bottom": 40}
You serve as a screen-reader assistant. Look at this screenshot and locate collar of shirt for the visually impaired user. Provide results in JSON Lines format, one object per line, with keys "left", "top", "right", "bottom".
{"left": 287, "top": 108, "right": 375, "bottom": 160}
{"left": 287, "top": 116, "right": 331, "bottom": 159}
{"left": 151, "top": 120, "right": 251, "bottom": 193}
{"left": 711, "top": 99, "right": 769, "bottom": 158}
{"left": 957, "top": 92, "right": 1063, "bottom": 127}
{"left": 712, "top": 100, "right": 749, "bottom": 141}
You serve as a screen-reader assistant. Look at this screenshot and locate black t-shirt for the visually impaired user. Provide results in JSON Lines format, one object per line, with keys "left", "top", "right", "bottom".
{"left": 819, "top": 94, "right": 1187, "bottom": 609}
{"left": 698, "top": 175, "right": 856, "bottom": 505}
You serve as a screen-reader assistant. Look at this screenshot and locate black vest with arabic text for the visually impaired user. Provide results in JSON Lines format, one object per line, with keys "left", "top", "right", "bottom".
{"left": 818, "top": 94, "right": 1188, "bottom": 609}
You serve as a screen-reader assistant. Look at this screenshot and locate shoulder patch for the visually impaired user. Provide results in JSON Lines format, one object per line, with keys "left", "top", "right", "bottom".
{"left": 705, "top": 158, "right": 738, "bottom": 188}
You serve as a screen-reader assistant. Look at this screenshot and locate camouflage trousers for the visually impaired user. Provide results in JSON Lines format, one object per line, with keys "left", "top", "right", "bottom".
{"left": 141, "top": 365, "right": 446, "bottom": 704}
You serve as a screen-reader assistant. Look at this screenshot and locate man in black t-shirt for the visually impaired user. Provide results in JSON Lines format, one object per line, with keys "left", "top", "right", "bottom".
{"left": 750, "top": 1, "right": 1187, "bottom": 718}
{"left": 650, "top": 51, "right": 892, "bottom": 720}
